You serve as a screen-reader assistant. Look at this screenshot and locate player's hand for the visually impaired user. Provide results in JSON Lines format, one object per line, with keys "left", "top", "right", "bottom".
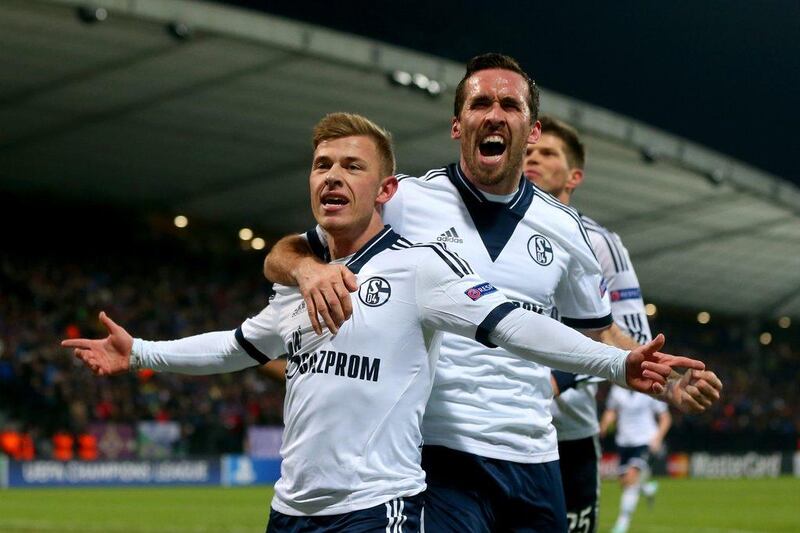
{"left": 625, "top": 334, "right": 705, "bottom": 395}
{"left": 664, "top": 369, "right": 722, "bottom": 414}
{"left": 293, "top": 258, "right": 357, "bottom": 335}
{"left": 60, "top": 312, "right": 133, "bottom": 376}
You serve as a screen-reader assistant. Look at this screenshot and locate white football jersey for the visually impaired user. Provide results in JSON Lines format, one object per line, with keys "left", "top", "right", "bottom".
{"left": 582, "top": 215, "right": 652, "bottom": 344}
{"left": 606, "top": 385, "right": 667, "bottom": 447}
{"left": 551, "top": 380, "right": 601, "bottom": 442}
{"left": 551, "top": 214, "right": 652, "bottom": 441}
{"left": 385, "top": 164, "right": 612, "bottom": 463}
{"left": 239, "top": 227, "right": 514, "bottom": 516}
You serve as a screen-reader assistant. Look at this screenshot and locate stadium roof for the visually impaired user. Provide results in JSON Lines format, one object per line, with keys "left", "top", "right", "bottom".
{"left": 3, "top": 0, "right": 800, "bottom": 320}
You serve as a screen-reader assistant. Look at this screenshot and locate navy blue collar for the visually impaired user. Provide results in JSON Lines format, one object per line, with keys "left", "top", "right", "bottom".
{"left": 446, "top": 163, "right": 534, "bottom": 261}
{"left": 449, "top": 163, "right": 534, "bottom": 218}
{"left": 345, "top": 225, "right": 400, "bottom": 274}
{"left": 305, "top": 225, "right": 399, "bottom": 273}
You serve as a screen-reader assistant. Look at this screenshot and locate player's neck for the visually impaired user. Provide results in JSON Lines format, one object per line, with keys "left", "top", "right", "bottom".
{"left": 557, "top": 190, "right": 571, "bottom": 205}
{"left": 326, "top": 215, "right": 385, "bottom": 260}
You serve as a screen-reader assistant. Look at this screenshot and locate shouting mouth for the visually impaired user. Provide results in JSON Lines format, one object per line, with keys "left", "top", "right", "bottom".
{"left": 321, "top": 192, "right": 350, "bottom": 212}
{"left": 478, "top": 134, "right": 507, "bottom": 160}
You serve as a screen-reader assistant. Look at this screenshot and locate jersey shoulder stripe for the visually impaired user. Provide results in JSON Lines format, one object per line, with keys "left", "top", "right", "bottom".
{"left": 391, "top": 237, "right": 473, "bottom": 278}
{"left": 596, "top": 230, "right": 629, "bottom": 273}
{"left": 581, "top": 215, "right": 629, "bottom": 271}
{"left": 402, "top": 237, "right": 474, "bottom": 276}
{"left": 396, "top": 167, "right": 448, "bottom": 183}
{"left": 581, "top": 216, "right": 630, "bottom": 272}
{"left": 407, "top": 239, "right": 474, "bottom": 276}
{"left": 531, "top": 187, "right": 596, "bottom": 259}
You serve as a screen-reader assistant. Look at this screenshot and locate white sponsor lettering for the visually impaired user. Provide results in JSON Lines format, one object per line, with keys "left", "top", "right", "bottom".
{"left": 690, "top": 452, "right": 782, "bottom": 478}
{"left": 22, "top": 462, "right": 65, "bottom": 483}
{"left": 66, "top": 462, "right": 151, "bottom": 482}
{"left": 19, "top": 460, "right": 211, "bottom": 485}
{"left": 154, "top": 461, "right": 209, "bottom": 482}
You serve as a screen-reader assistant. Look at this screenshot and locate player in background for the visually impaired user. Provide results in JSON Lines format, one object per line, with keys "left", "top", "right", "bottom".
{"left": 63, "top": 112, "right": 700, "bottom": 533}
{"left": 263, "top": 54, "right": 722, "bottom": 532}
{"left": 524, "top": 116, "right": 719, "bottom": 532}
{"left": 600, "top": 386, "right": 671, "bottom": 533}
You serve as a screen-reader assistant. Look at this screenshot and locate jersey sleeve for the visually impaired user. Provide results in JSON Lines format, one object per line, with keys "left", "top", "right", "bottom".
{"left": 414, "top": 244, "right": 515, "bottom": 346}
{"left": 588, "top": 229, "right": 653, "bottom": 343}
{"left": 554, "top": 221, "right": 613, "bottom": 329}
{"left": 235, "top": 293, "right": 287, "bottom": 364}
{"left": 130, "top": 298, "right": 285, "bottom": 375}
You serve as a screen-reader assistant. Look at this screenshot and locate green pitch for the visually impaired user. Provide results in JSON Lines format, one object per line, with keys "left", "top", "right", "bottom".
{"left": 1, "top": 478, "right": 798, "bottom": 532}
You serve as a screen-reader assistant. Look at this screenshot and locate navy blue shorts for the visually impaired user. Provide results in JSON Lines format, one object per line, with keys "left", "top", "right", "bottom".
{"left": 558, "top": 436, "right": 600, "bottom": 533}
{"left": 617, "top": 445, "right": 651, "bottom": 474}
{"left": 266, "top": 494, "right": 423, "bottom": 532}
{"left": 421, "top": 445, "right": 567, "bottom": 533}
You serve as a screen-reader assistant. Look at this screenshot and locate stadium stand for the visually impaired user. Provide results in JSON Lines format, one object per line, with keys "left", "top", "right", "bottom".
{"left": 0, "top": 199, "right": 284, "bottom": 460}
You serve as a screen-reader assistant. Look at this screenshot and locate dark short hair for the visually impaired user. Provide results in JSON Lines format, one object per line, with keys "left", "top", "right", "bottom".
{"left": 312, "top": 112, "right": 396, "bottom": 177}
{"left": 539, "top": 115, "right": 585, "bottom": 169}
{"left": 453, "top": 53, "right": 540, "bottom": 124}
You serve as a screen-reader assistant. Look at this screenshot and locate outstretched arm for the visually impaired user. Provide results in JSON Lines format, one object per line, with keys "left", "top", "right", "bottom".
{"left": 414, "top": 251, "right": 704, "bottom": 394}
{"left": 490, "top": 310, "right": 703, "bottom": 394}
{"left": 62, "top": 312, "right": 266, "bottom": 376}
{"left": 263, "top": 233, "right": 357, "bottom": 335}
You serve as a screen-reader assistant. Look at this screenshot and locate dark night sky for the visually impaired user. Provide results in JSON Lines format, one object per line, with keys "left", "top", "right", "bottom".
{"left": 223, "top": 0, "right": 799, "bottom": 186}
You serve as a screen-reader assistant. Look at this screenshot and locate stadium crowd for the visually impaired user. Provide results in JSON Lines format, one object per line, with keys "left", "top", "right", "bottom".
{"left": 1, "top": 232, "right": 797, "bottom": 460}
{"left": 0, "top": 234, "right": 283, "bottom": 459}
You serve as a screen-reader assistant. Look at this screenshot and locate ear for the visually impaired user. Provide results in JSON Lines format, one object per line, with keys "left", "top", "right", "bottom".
{"left": 375, "top": 175, "right": 399, "bottom": 207}
{"left": 566, "top": 168, "right": 584, "bottom": 193}
{"left": 527, "top": 120, "right": 542, "bottom": 145}
{"left": 451, "top": 117, "right": 461, "bottom": 140}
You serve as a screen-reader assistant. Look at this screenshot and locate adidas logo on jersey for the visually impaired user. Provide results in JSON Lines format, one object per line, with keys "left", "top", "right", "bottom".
{"left": 437, "top": 227, "right": 463, "bottom": 244}
{"left": 291, "top": 301, "right": 307, "bottom": 318}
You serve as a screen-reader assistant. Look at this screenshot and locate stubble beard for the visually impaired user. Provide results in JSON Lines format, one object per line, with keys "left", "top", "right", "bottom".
{"left": 466, "top": 144, "right": 525, "bottom": 190}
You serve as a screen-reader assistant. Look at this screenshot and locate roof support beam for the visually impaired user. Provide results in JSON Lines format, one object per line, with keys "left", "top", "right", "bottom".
{"left": 604, "top": 190, "right": 741, "bottom": 232}
{"left": 0, "top": 41, "right": 183, "bottom": 109}
{"left": 0, "top": 49, "right": 301, "bottom": 152}
{"left": 631, "top": 215, "right": 794, "bottom": 262}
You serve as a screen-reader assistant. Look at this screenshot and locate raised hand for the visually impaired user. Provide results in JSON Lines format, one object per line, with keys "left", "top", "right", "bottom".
{"left": 625, "top": 334, "right": 705, "bottom": 395}
{"left": 61, "top": 312, "right": 133, "bottom": 376}
{"left": 295, "top": 258, "right": 357, "bottom": 335}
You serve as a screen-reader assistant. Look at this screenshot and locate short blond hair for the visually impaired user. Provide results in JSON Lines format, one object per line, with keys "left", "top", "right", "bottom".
{"left": 312, "top": 112, "right": 396, "bottom": 177}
